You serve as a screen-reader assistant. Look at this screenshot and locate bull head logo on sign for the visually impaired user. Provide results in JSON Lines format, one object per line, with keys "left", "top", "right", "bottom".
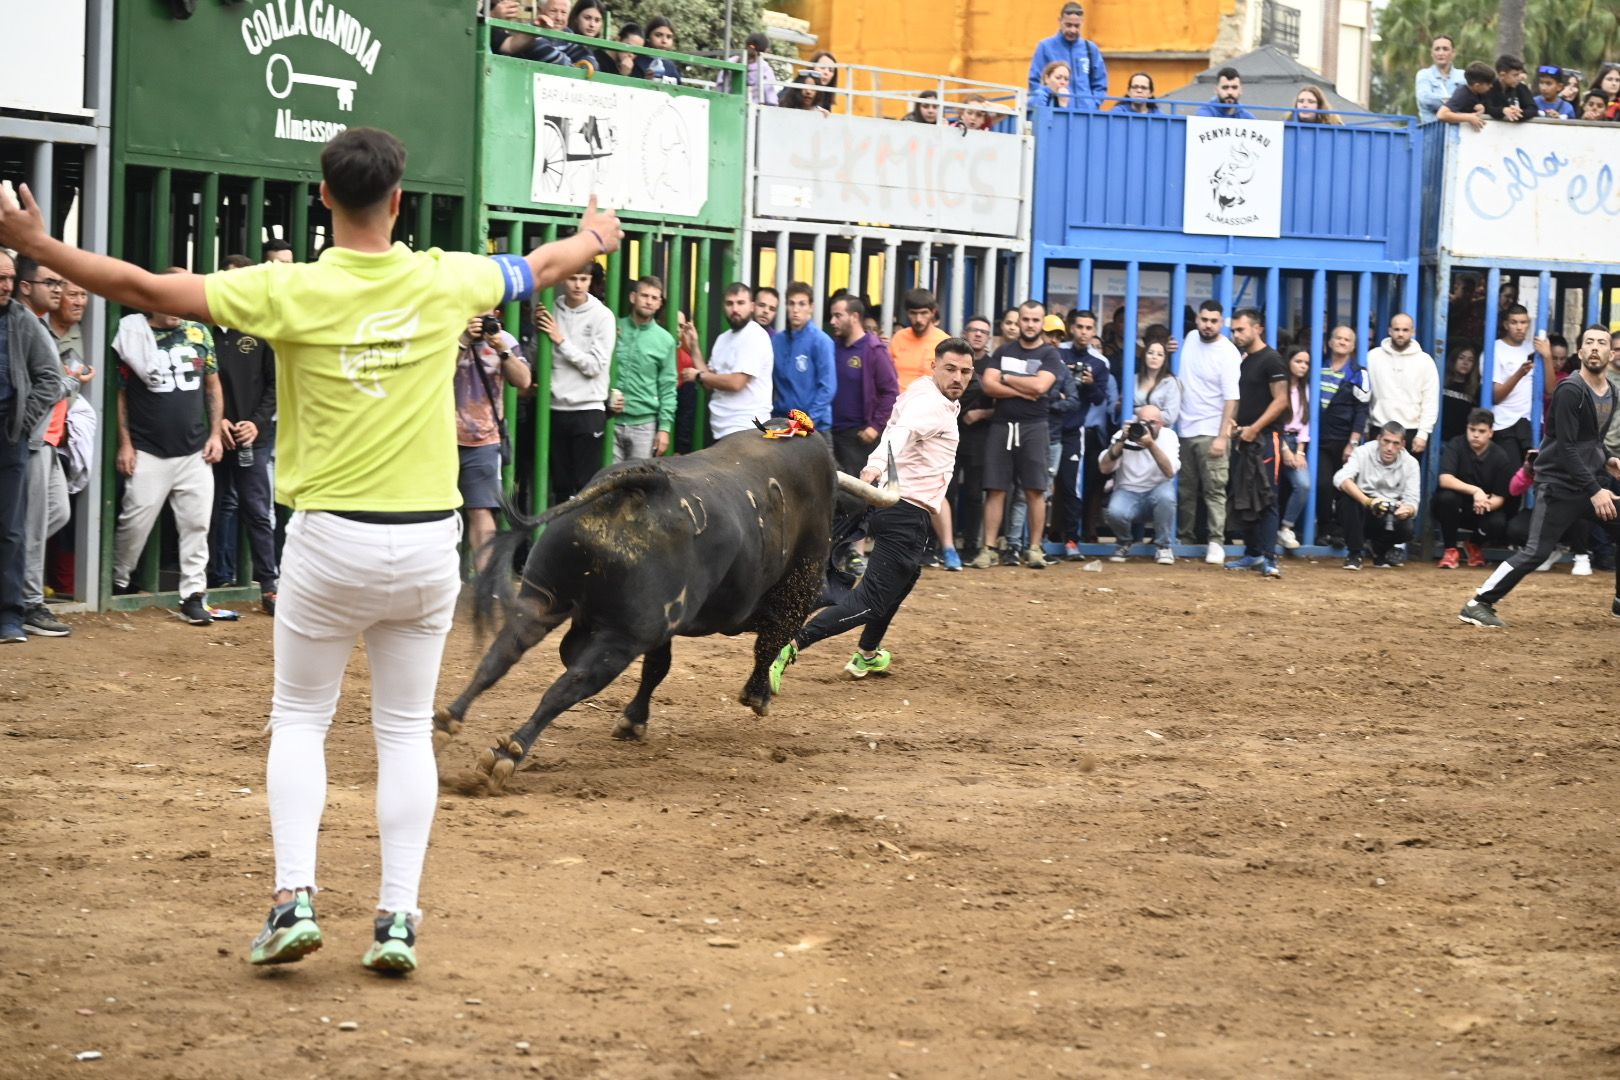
{"left": 1211, "top": 142, "right": 1258, "bottom": 211}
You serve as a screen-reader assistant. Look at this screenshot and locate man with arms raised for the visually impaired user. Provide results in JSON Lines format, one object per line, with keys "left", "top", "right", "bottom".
{"left": 0, "top": 129, "right": 623, "bottom": 974}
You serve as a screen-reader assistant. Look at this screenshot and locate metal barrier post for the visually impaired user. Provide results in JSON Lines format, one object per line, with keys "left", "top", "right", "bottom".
{"left": 1304, "top": 267, "right": 1328, "bottom": 546}
{"left": 1532, "top": 270, "right": 1552, "bottom": 446}
{"left": 1123, "top": 260, "right": 1140, "bottom": 410}
{"left": 1481, "top": 267, "right": 1501, "bottom": 411}
{"left": 533, "top": 222, "right": 558, "bottom": 513}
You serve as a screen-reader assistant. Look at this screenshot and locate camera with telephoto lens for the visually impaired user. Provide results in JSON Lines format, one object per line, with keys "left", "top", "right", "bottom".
{"left": 1126, "top": 418, "right": 1150, "bottom": 442}
{"left": 480, "top": 315, "right": 501, "bottom": 337}
{"left": 1368, "top": 498, "right": 1396, "bottom": 519}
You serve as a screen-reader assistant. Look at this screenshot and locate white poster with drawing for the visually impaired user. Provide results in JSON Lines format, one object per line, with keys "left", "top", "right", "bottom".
{"left": 1181, "top": 116, "right": 1285, "bottom": 238}
{"left": 531, "top": 72, "right": 709, "bottom": 216}
{"left": 752, "top": 109, "right": 1025, "bottom": 237}
{"left": 1447, "top": 123, "right": 1620, "bottom": 264}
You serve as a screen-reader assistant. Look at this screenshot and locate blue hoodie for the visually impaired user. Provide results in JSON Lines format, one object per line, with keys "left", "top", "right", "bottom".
{"left": 1027, "top": 32, "right": 1107, "bottom": 109}
{"left": 771, "top": 322, "right": 837, "bottom": 430}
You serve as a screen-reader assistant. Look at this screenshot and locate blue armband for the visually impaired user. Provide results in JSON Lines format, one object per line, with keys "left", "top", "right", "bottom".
{"left": 491, "top": 254, "right": 535, "bottom": 304}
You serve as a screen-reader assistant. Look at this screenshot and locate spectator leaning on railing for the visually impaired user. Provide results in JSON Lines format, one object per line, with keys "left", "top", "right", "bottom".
{"left": 1027, "top": 2, "right": 1106, "bottom": 110}
{"left": 1110, "top": 72, "right": 1160, "bottom": 114}
{"left": 1415, "top": 35, "right": 1464, "bottom": 125}
{"left": 1533, "top": 65, "right": 1575, "bottom": 119}
{"left": 1436, "top": 62, "right": 1497, "bottom": 130}
{"left": 1487, "top": 55, "right": 1538, "bottom": 122}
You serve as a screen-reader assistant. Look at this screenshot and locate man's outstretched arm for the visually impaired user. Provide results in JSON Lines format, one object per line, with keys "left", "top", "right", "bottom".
{"left": 0, "top": 182, "right": 211, "bottom": 321}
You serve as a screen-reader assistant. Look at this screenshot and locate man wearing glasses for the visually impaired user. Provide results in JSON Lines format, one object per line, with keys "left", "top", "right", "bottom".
{"left": 14, "top": 258, "right": 79, "bottom": 638}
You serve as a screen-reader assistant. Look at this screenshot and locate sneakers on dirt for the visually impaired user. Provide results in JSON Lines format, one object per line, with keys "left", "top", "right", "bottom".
{"left": 362, "top": 912, "right": 418, "bottom": 974}
{"left": 1154, "top": 547, "right": 1175, "bottom": 565}
{"left": 1463, "top": 540, "right": 1486, "bottom": 567}
{"left": 843, "top": 650, "right": 891, "bottom": 679}
{"left": 1343, "top": 553, "right": 1363, "bottom": 571}
{"left": 768, "top": 642, "right": 797, "bottom": 695}
{"left": 178, "top": 593, "right": 211, "bottom": 626}
{"left": 249, "top": 889, "right": 322, "bottom": 966}
{"left": 941, "top": 547, "right": 963, "bottom": 572}
{"left": 1225, "top": 555, "right": 1264, "bottom": 571}
{"left": 968, "top": 547, "right": 997, "bottom": 570}
{"left": 1023, "top": 546, "right": 1048, "bottom": 570}
{"left": 1458, "top": 598, "right": 1505, "bottom": 628}
{"left": 1437, "top": 547, "right": 1461, "bottom": 570}
{"left": 23, "top": 605, "right": 70, "bottom": 637}
{"left": 1277, "top": 525, "right": 1300, "bottom": 550}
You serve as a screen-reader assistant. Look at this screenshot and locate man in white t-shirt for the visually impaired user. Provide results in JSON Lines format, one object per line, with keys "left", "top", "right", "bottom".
{"left": 1174, "top": 300, "right": 1241, "bottom": 563}
{"left": 683, "top": 282, "right": 773, "bottom": 439}
{"left": 1488, "top": 303, "right": 1550, "bottom": 467}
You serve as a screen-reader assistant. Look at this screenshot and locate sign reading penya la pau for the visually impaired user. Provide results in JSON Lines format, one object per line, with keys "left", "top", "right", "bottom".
{"left": 117, "top": 0, "right": 476, "bottom": 187}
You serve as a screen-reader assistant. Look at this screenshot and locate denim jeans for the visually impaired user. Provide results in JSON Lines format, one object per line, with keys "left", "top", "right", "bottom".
{"left": 1280, "top": 432, "right": 1311, "bottom": 530}
{"left": 1105, "top": 479, "right": 1177, "bottom": 546}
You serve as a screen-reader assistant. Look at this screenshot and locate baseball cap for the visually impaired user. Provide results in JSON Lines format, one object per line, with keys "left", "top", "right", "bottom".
{"left": 1042, "top": 314, "right": 1064, "bottom": 332}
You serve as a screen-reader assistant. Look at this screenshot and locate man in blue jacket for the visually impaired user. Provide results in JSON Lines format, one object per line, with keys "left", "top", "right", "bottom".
{"left": 771, "top": 281, "right": 836, "bottom": 432}
{"left": 1027, "top": 3, "right": 1107, "bottom": 110}
{"left": 1197, "top": 68, "right": 1257, "bottom": 120}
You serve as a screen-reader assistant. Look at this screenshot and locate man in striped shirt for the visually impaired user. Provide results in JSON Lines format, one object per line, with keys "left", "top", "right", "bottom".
{"left": 770, "top": 337, "right": 974, "bottom": 686}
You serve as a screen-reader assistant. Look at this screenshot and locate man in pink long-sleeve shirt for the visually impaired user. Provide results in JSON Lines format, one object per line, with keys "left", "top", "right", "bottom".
{"left": 770, "top": 337, "right": 974, "bottom": 686}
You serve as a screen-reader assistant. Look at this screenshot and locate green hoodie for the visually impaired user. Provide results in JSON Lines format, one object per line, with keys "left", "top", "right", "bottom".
{"left": 612, "top": 316, "right": 677, "bottom": 433}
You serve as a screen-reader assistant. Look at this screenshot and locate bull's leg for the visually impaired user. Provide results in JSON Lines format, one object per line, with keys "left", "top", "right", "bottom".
{"left": 476, "top": 631, "right": 641, "bottom": 793}
{"left": 739, "top": 557, "right": 824, "bottom": 716}
{"left": 612, "top": 640, "right": 672, "bottom": 741}
{"left": 434, "top": 610, "right": 565, "bottom": 757}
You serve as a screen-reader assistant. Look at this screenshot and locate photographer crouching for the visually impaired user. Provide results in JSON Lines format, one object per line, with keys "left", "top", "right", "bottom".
{"left": 1333, "top": 420, "right": 1422, "bottom": 570}
{"left": 1099, "top": 404, "right": 1180, "bottom": 564}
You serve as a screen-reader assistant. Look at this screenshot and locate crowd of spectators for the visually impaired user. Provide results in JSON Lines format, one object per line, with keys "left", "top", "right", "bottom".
{"left": 1421, "top": 35, "right": 1620, "bottom": 128}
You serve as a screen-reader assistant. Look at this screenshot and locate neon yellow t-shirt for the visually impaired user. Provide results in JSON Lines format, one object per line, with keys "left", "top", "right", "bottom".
{"left": 204, "top": 244, "right": 505, "bottom": 511}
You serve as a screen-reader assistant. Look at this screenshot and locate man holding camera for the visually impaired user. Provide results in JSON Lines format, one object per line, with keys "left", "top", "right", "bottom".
{"left": 1099, "top": 403, "right": 1179, "bottom": 564}
{"left": 455, "top": 309, "right": 530, "bottom": 570}
{"left": 1461, "top": 325, "right": 1620, "bottom": 627}
{"left": 1333, "top": 421, "right": 1422, "bottom": 570}
{"left": 536, "top": 269, "right": 615, "bottom": 503}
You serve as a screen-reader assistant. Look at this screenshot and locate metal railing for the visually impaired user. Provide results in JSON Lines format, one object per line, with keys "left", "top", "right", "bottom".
{"left": 1046, "top": 96, "right": 1416, "bottom": 129}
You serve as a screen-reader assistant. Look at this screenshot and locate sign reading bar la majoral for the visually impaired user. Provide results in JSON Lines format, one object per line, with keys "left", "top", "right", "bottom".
{"left": 116, "top": 1, "right": 475, "bottom": 188}
{"left": 1181, "top": 116, "right": 1286, "bottom": 238}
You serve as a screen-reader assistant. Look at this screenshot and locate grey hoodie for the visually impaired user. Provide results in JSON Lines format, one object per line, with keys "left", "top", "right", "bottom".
{"left": 549, "top": 293, "right": 617, "bottom": 412}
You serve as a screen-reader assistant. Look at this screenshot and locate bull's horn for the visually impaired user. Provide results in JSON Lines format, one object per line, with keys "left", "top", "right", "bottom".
{"left": 837, "top": 471, "right": 901, "bottom": 507}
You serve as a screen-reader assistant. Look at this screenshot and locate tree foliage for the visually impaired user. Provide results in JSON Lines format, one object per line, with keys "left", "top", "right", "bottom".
{"left": 1371, "top": 0, "right": 1620, "bottom": 115}
{"left": 613, "top": 0, "right": 766, "bottom": 59}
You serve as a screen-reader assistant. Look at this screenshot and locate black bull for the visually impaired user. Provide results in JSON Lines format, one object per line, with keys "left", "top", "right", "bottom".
{"left": 434, "top": 431, "right": 897, "bottom": 792}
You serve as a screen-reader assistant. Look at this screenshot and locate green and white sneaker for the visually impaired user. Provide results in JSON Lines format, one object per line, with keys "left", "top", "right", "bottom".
{"left": 362, "top": 912, "right": 418, "bottom": 974}
{"left": 843, "top": 650, "right": 891, "bottom": 678}
{"left": 249, "top": 888, "right": 322, "bottom": 965}
{"left": 768, "top": 642, "right": 797, "bottom": 695}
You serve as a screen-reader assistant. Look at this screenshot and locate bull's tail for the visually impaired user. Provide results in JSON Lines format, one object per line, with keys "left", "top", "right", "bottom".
{"left": 471, "top": 463, "right": 673, "bottom": 637}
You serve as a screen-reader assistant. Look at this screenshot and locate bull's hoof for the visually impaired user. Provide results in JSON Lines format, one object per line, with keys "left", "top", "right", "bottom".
{"left": 611, "top": 716, "right": 648, "bottom": 741}
{"left": 475, "top": 739, "right": 524, "bottom": 793}
{"left": 431, "top": 708, "right": 463, "bottom": 759}
{"left": 738, "top": 689, "right": 771, "bottom": 717}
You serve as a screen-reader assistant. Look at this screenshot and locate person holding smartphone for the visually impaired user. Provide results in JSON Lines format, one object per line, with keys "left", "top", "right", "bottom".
{"left": 1489, "top": 305, "right": 1550, "bottom": 467}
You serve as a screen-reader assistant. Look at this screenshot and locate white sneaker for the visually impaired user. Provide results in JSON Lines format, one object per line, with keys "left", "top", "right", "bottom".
{"left": 1155, "top": 547, "right": 1176, "bottom": 565}
{"left": 1204, "top": 541, "right": 1225, "bottom": 565}
{"left": 1571, "top": 553, "right": 1593, "bottom": 577}
{"left": 1277, "top": 525, "right": 1300, "bottom": 550}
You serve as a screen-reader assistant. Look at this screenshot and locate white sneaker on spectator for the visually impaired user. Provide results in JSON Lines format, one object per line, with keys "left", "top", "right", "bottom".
{"left": 1571, "top": 553, "right": 1592, "bottom": 577}
{"left": 1155, "top": 547, "right": 1175, "bottom": 565}
{"left": 1277, "top": 525, "right": 1300, "bottom": 550}
{"left": 1204, "top": 541, "right": 1224, "bottom": 565}
{"left": 1109, "top": 544, "right": 1130, "bottom": 563}
{"left": 1535, "top": 546, "right": 1563, "bottom": 572}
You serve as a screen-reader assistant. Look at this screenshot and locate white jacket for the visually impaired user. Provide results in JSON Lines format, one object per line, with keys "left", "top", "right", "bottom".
{"left": 1365, "top": 337, "right": 1438, "bottom": 437}
{"left": 549, "top": 294, "right": 616, "bottom": 411}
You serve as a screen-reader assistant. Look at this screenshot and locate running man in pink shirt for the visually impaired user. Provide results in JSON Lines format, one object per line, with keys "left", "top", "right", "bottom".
{"left": 770, "top": 337, "right": 974, "bottom": 685}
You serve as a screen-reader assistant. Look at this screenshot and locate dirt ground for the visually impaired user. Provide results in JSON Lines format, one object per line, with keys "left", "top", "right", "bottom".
{"left": 2, "top": 558, "right": 1617, "bottom": 1080}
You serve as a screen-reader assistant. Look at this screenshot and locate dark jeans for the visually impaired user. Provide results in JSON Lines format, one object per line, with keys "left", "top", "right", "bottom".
{"left": 1049, "top": 431, "right": 1083, "bottom": 544}
{"left": 1433, "top": 487, "right": 1509, "bottom": 548}
{"left": 674, "top": 382, "right": 698, "bottom": 455}
{"left": 1491, "top": 418, "right": 1533, "bottom": 472}
{"left": 797, "top": 500, "right": 929, "bottom": 654}
{"left": 1506, "top": 507, "right": 1590, "bottom": 552}
{"left": 952, "top": 429, "right": 986, "bottom": 555}
{"left": 1078, "top": 426, "right": 1107, "bottom": 541}
{"left": 550, "top": 408, "right": 607, "bottom": 504}
{"left": 0, "top": 426, "right": 29, "bottom": 628}
{"left": 1479, "top": 487, "right": 1620, "bottom": 605}
{"left": 209, "top": 445, "right": 279, "bottom": 588}
{"left": 1341, "top": 500, "right": 1415, "bottom": 558}
{"left": 832, "top": 428, "right": 874, "bottom": 475}
{"left": 1233, "top": 433, "right": 1281, "bottom": 558}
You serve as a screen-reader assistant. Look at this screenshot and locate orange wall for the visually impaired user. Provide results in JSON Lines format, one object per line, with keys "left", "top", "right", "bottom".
{"left": 794, "top": 0, "right": 1228, "bottom": 99}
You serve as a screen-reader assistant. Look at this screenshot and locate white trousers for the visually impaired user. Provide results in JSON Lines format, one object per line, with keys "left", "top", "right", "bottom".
{"left": 112, "top": 449, "right": 213, "bottom": 597}
{"left": 23, "top": 445, "right": 70, "bottom": 606}
{"left": 267, "top": 510, "right": 461, "bottom": 916}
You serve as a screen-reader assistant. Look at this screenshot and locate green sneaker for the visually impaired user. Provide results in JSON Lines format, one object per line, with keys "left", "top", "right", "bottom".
{"left": 768, "top": 642, "right": 798, "bottom": 695}
{"left": 249, "top": 888, "right": 322, "bottom": 965}
{"left": 843, "top": 650, "right": 891, "bottom": 678}
{"left": 361, "top": 912, "right": 418, "bottom": 974}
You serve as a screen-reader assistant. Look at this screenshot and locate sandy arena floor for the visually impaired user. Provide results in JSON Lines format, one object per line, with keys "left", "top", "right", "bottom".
{"left": 2, "top": 557, "right": 1617, "bottom": 1079}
